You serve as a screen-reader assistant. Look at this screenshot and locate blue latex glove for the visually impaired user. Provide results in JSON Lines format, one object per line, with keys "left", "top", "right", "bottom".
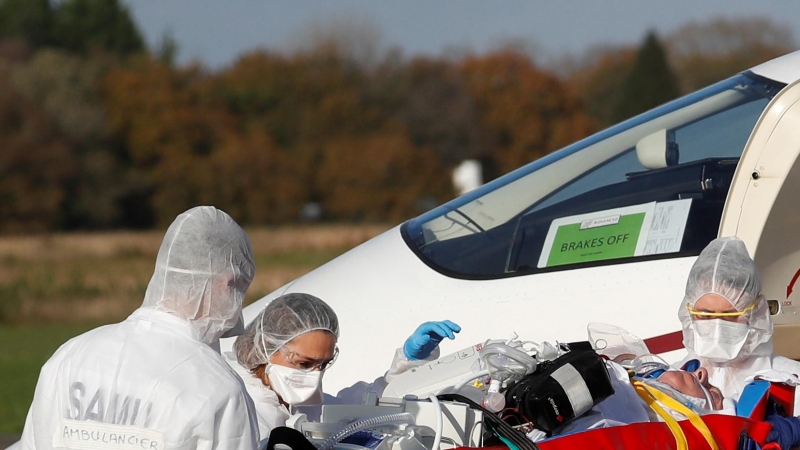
{"left": 403, "top": 320, "right": 461, "bottom": 360}
{"left": 766, "top": 415, "right": 800, "bottom": 450}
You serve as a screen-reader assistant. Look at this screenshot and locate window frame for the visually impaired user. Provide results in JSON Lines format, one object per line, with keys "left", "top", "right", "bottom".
{"left": 401, "top": 72, "right": 785, "bottom": 280}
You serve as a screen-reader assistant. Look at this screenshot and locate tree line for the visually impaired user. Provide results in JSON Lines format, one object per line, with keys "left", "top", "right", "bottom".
{"left": 0, "top": 0, "right": 793, "bottom": 232}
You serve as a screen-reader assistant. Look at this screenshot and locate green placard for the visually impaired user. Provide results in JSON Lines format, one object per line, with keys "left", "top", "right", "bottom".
{"left": 546, "top": 212, "right": 646, "bottom": 267}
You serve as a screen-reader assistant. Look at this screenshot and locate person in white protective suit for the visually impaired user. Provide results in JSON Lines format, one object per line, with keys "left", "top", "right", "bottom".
{"left": 678, "top": 236, "right": 800, "bottom": 408}
{"left": 230, "top": 293, "right": 461, "bottom": 439}
{"left": 18, "top": 206, "right": 259, "bottom": 450}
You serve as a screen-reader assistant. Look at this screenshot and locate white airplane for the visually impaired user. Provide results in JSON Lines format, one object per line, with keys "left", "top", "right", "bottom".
{"left": 228, "top": 49, "right": 800, "bottom": 395}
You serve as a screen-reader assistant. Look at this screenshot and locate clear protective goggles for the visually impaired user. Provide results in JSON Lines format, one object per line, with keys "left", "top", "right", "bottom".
{"left": 638, "top": 363, "right": 668, "bottom": 380}
{"left": 627, "top": 356, "right": 704, "bottom": 379}
{"left": 280, "top": 345, "right": 339, "bottom": 372}
{"left": 625, "top": 354, "right": 673, "bottom": 379}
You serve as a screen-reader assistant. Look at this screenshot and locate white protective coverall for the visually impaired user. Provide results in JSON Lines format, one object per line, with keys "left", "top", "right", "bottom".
{"left": 230, "top": 294, "right": 436, "bottom": 439}
{"left": 225, "top": 347, "right": 433, "bottom": 439}
{"left": 18, "top": 206, "right": 259, "bottom": 450}
{"left": 678, "top": 236, "right": 800, "bottom": 410}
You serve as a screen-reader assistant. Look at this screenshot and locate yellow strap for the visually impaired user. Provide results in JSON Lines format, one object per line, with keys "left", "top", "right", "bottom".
{"left": 633, "top": 380, "right": 720, "bottom": 450}
{"left": 639, "top": 382, "right": 719, "bottom": 450}
{"left": 633, "top": 381, "right": 688, "bottom": 450}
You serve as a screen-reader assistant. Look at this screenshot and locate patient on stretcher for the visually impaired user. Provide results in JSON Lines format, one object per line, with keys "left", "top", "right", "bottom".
{"left": 531, "top": 324, "right": 800, "bottom": 448}
{"left": 505, "top": 324, "right": 732, "bottom": 441}
{"left": 656, "top": 366, "right": 724, "bottom": 410}
{"left": 542, "top": 357, "right": 730, "bottom": 440}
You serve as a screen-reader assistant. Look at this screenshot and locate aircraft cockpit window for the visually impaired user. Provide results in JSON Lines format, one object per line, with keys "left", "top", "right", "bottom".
{"left": 402, "top": 73, "right": 784, "bottom": 279}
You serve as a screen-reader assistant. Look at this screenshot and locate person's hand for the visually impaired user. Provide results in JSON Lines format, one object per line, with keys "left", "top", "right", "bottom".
{"left": 766, "top": 415, "right": 800, "bottom": 450}
{"left": 403, "top": 320, "right": 461, "bottom": 360}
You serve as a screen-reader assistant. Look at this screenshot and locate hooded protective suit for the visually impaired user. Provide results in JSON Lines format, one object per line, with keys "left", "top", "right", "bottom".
{"left": 19, "top": 206, "right": 259, "bottom": 450}
{"left": 678, "top": 236, "right": 800, "bottom": 409}
{"left": 230, "top": 294, "right": 437, "bottom": 438}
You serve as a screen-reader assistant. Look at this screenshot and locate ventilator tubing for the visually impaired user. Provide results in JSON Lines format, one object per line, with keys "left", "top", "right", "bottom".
{"left": 316, "top": 412, "right": 416, "bottom": 450}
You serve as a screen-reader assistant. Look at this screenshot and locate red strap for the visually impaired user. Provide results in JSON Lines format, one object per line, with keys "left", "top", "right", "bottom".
{"left": 454, "top": 415, "right": 772, "bottom": 450}
{"left": 644, "top": 331, "right": 684, "bottom": 354}
{"left": 769, "top": 382, "right": 797, "bottom": 415}
{"left": 537, "top": 415, "right": 770, "bottom": 450}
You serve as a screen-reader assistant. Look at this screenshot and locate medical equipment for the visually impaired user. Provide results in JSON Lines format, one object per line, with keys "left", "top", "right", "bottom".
{"left": 383, "top": 333, "right": 546, "bottom": 401}
{"left": 504, "top": 345, "right": 615, "bottom": 435}
{"left": 382, "top": 342, "right": 487, "bottom": 399}
{"left": 286, "top": 334, "right": 612, "bottom": 450}
{"left": 288, "top": 396, "right": 483, "bottom": 450}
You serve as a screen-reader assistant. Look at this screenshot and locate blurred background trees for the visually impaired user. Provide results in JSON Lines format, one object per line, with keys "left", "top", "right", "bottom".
{"left": 0, "top": 0, "right": 794, "bottom": 232}
{"left": 666, "top": 17, "right": 795, "bottom": 92}
{"left": 612, "top": 32, "right": 680, "bottom": 123}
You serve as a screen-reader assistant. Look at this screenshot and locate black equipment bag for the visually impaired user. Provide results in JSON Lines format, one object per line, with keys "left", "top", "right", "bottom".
{"left": 504, "top": 342, "right": 615, "bottom": 435}
{"left": 264, "top": 426, "right": 317, "bottom": 450}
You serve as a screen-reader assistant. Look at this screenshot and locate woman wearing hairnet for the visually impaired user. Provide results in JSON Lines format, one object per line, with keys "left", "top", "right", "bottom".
{"left": 18, "top": 206, "right": 259, "bottom": 450}
{"left": 231, "top": 293, "right": 460, "bottom": 438}
{"left": 678, "top": 236, "right": 800, "bottom": 407}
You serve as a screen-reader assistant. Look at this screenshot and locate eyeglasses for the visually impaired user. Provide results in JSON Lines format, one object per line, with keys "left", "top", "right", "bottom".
{"left": 280, "top": 345, "right": 339, "bottom": 372}
{"left": 685, "top": 302, "right": 756, "bottom": 320}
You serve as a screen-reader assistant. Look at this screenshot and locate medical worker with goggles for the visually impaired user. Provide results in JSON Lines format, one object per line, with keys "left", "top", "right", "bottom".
{"left": 679, "top": 236, "right": 800, "bottom": 407}
{"left": 231, "top": 293, "right": 460, "bottom": 438}
{"left": 17, "top": 206, "right": 259, "bottom": 450}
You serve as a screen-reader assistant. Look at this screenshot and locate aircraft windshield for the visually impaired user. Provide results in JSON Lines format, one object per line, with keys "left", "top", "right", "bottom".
{"left": 402, "top": 73, "right": 784, "bottom": 278}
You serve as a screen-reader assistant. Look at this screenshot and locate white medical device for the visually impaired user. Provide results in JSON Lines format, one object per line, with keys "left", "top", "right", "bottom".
{"left": 384, "top": 335, "right": 547, "bottom": 402}
{"left": 287, "top": 335, "right": 560, "bottom": 450}
{"left": 383, "top": 343, "right": 487, "bottom": 399}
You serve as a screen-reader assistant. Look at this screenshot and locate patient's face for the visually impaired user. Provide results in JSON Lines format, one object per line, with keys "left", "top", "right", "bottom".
{"left": 658, "top": 367, "right": 724, "bottom": 410}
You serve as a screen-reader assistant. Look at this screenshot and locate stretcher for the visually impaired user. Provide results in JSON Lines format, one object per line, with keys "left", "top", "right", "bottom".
{"left": 270, "top": 334, "right": 796, "bottom": 450}
{"left": 269, "top": 407, "right": 774, "bottom": 450}
{"left": 471, "top": 378, "right": 793, "bottom": 450}
{"left": 269, "top": 381, "right": 785, "bottom": 450}
{"left": 464, "top": 414, "right": 772, "bottom": 450}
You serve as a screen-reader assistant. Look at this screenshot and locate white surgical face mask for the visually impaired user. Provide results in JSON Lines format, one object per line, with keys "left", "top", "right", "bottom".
{"left": 691, "top": 319, "right": 750, "bottom": 363}
{"left": 697, "top": 381, "right": 714, "bottom": 407}
{"left": 682, "top": 394, "right": 707, "bottom": 410}
{"left": 265, "top": 364, "right": 324, "bottom": 406}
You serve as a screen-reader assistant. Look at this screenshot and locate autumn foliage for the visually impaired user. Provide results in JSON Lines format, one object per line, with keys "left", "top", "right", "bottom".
{"left": 0, "top": 1, "right": 794, "bottom": 232}
{"left": 0, "top": 42, "right": 600, "bottom": 230}
{"left": 461, "top": 51, "right": 596, "bottom": 178}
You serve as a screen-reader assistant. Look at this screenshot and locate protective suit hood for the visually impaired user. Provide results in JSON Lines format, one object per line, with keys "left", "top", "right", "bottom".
{"left": 143, "top": 206, "right": 255, "bottom": 345}
{"left": 678, "top": 236, "right": 773, "bottom": 398}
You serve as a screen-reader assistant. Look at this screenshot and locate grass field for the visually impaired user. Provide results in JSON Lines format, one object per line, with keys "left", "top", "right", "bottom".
{"left": 0, "top": 323, "right": 100, "bottom": 433}
{"left": 0, "top": 224, "right": 387, "bottom": 434}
